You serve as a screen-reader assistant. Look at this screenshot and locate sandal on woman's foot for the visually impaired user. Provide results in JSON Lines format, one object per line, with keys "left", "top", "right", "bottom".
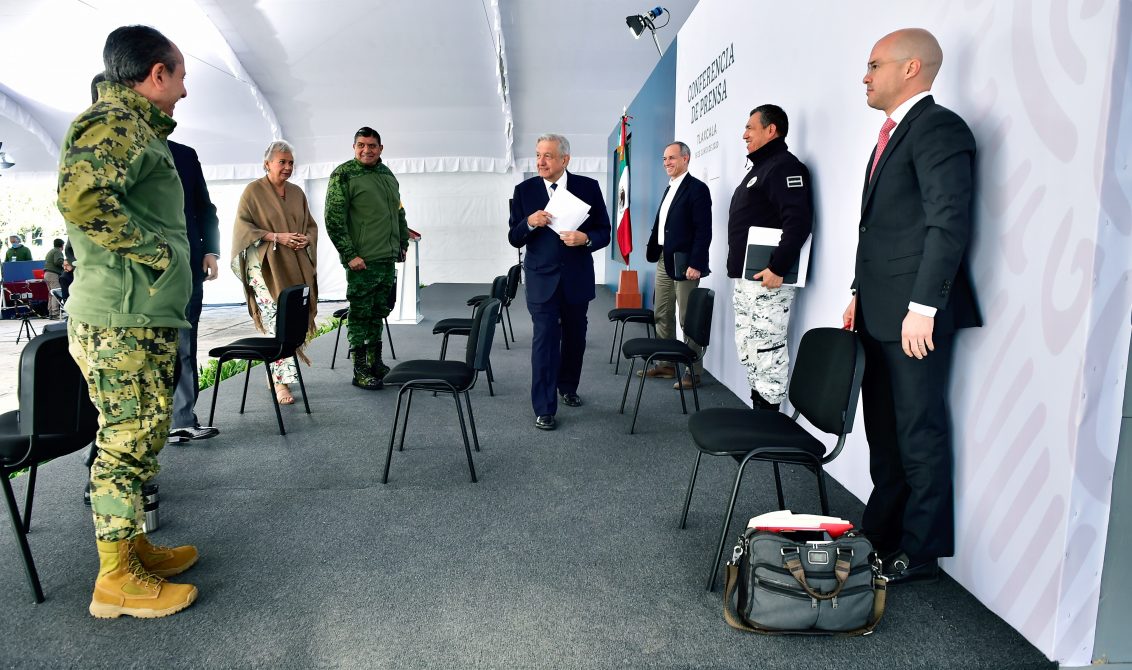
{"left": 274, "top": 384, "right": 295, "bottom": 405}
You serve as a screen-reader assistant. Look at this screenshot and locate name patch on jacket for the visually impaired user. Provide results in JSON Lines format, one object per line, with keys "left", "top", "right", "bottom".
{"left": 786, "top": 176, "right": 804, "bottom": 188}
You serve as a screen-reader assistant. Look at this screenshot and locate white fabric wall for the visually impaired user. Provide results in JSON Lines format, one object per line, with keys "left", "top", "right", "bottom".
{"left": 202, "top": 170, "right": 546, "bottom": 307}
{"left": 675, "top": 1, "right": 1130, "bottom": 665}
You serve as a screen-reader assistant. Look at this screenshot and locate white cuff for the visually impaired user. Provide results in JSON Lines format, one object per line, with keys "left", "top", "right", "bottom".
{"left": 908, "top": 302, "right": 937, "bottom": 317}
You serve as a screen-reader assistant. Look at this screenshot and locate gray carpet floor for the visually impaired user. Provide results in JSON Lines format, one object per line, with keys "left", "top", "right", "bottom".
{"left": 0, "top": 283, "right": 1054, "bottom": 669}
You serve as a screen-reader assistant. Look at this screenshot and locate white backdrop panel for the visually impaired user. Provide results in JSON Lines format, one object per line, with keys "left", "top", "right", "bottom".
{"left": 675, "top": 0, "right": 1128, "bottom": 665}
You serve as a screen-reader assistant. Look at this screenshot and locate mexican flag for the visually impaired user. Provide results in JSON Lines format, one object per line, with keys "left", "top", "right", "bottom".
{"left": 614, "top": 116, "right": 632, "bottom": 264}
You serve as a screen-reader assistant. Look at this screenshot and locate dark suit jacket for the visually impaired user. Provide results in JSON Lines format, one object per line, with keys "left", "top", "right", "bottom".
{"left": 853, "top": 96, "right": 981, "bottom": 341}
{"left": 645, "top": 174, "right": 712, "bottom": 279}
{"left": 168, "top": 141, "right": 220, "bottom": 286}
{"left": 508, "top": 172, "right": 611, "bottom": 304}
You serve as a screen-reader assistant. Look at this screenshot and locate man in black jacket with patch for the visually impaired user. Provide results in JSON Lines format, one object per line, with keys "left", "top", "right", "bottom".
{"left": 726, "top": 104, "right": 813, "bottom": 411}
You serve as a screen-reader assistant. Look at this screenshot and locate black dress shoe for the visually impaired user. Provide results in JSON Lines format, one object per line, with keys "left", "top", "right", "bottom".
{"left": 535, "top": 415, "right": 557, "bottom": 430}
{"left": 882, "top": 552, "right": 939, "bottom": 584}
{"left": 560, "top": 392, "right": 582, "bottom": 407}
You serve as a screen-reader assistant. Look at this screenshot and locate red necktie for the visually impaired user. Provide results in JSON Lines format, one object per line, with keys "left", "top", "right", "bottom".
{"left": 869, "top": 117, "right": 897, "bottom": 181}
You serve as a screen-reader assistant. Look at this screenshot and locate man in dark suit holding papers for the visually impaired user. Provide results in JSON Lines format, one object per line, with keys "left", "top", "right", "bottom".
{"left": 508, "top": 133, "right": 611, "bottom": 431}
{"left": 843, "top": 29, "right": 980, "bottom": 584}
{"left": 643, "top": 141, "right": 712, "bottom": 389}
{"left": 725, "top": 105, "right": 813, "bottom": 410}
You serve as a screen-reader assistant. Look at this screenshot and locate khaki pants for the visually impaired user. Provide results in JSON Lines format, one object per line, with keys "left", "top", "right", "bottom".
{"left": 653, "top": 257, "right": 703, "bottom": 374}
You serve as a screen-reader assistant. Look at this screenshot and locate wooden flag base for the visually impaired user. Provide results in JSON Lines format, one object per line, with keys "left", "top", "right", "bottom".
{"left": 615, "top": 269, "right": 642, "bottom": 308}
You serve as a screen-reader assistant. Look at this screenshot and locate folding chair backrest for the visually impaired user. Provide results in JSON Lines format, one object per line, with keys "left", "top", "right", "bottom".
{"left": 490, "top": 275, "right": 507, "bottom": 301}
{"left": 683, "top": 288, "right": 715, "bottom": 349}
{"left": 17, "top": 330, "right": 98, "bottom": 444}
{"left": 788, "top": 327, "right": 865, "bottom": 436}
{"left": 504, "top": 264, "right": 522, "bottom": 303}
{"left": 466, "top": 298, "right": 501, "bottom": 371}
{"left": 275, "top": 284, "right": 310, "bottom": 347}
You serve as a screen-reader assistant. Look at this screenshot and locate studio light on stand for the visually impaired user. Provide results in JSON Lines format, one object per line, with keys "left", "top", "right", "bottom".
{"left": 625, "top": 6, "right": 670, "bottom": 57}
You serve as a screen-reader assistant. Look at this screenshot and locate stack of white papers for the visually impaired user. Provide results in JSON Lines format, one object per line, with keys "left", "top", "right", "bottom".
{"left": 545, "top": 186, "right": 590, "bottom": 233}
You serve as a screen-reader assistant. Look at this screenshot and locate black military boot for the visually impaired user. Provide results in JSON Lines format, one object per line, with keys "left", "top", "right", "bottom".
{"left": 351, "top": 344, "right": 383, "bottom": 390}
{"left": 751, "top": 389, "right": 780, "bottom": 411}
{"left": 368, "top": 341, "right": 391, "bottom": 382}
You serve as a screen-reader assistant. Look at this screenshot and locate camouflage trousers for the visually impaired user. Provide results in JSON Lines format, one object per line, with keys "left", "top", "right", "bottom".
{"left": 732, "top": 280, "right": 796, "bottom": 404}
{"left": 345, "top": 262, "right": 396, "bottom": 348}
{"left": 68, "top": 321, "right": 178, "bottom": 541}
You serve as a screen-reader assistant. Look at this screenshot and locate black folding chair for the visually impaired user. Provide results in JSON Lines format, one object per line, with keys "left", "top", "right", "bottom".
{"left": 682, "top": 327, "right": 865, "bottom": 590}
{"left": 607, "top": 308, "right": 656, "bottom": 374}
{"left": 0, "top": 330, "right": 99, "bottom": 603}
{"left": 618, "top": 288, "right": 714, "bottom": 434}
{"left": 468, "top": 263, "right": 521, "bottom": 343}
{"left": 207, "top": 284, "right": 312, "bottom": 435}
{"left": 382, "top": 299, "right": 501, "bottom": 483}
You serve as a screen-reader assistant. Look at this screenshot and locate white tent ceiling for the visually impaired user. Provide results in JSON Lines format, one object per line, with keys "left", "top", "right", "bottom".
{"left": 0, "top": 0, "right": 698, "bottom": 177}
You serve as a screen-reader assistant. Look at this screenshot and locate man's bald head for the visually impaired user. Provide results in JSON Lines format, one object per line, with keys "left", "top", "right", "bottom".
{"left": 881, "top": 28, "right": 943, "bottom": 84}
{"left": 863, "top": 28, "right": 945, "bottom": 114}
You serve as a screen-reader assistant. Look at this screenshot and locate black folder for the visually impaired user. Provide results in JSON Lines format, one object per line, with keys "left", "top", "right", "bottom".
{"left": 673, "top": 252, "right": 690, "bottom": 280}
{"left": 743, "top": 244, "right": 800, "bottom": 284}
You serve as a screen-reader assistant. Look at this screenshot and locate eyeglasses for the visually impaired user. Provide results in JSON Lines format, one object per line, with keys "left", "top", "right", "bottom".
{"left": 865, "top": 58, "right": 911, "bottom": 73}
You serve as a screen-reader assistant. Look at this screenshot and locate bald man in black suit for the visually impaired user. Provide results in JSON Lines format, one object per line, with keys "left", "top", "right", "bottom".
{"left": 843, "top": 28, "right": 981, "bottom": 584}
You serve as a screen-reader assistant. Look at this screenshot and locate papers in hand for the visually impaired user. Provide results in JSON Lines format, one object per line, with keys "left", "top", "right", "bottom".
{"left": 743, "top": 227, "right": 811, "bottom": 287}
{"left": 545, "top": 185, "right": 590, "bottom": 233}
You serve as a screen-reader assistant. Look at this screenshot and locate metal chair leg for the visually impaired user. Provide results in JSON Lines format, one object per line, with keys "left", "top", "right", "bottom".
{"left": 816, "top": 465, "right": 830, "bottom": 515}
{"left": 384, "top": 317, "right": 396, "bottom": 359}
{"left": 690, "top": 368, "right": 701, "bottom": 411}
{"left": 331, "top": 320, "right": 344, "bottom": 369}
{"left": 674, "top": 362, "right": 688, "bottom": 415}
{"left": 505, "top": 305, "right": 515, "bottom": 342}
{"left": 239, "top": 363, "right": 252, "bottom": 414}
{"left": 609, "top": 321, "right": 620, "bottom": 365}
{"left": 486, "top": 360, "right": 495, "bottom": 397}
{"left": 679, "top": 452, "right": 704, "bottom": 529}
{"left": 21, "top": 464, "right": 37, "bottom": 532}
{"left": 383, "top": 388, "right": 407, "bottom": 483}
{"left": 208, "top": 359, "right": 222, "bottom": 426}
{"left": 629, "top": 365, "right": 649, "bottom": 434}
{"left": 398, "top": 388, "right": 414, "bottom": 452}
{"left": 773, "top": 462, "right": 786, "bottom": 510}
{"left": 615, "top": 324, "right": 629, "bottom": 375}
{"left": 293, "top": 355, "right": 311, "bottom": 415}
{"left": 439, "top": 334, "right": 449, "bottom": 360}
{"left": 453, "top": 390, "right": 478, "bottom": 483}
{"left": 707, "top": 454, "right": 755, "bottom": 591}
{"left": 619, "top": 359, "right": 636, "bottom": 413}
{"left": 266, "top": 363, "right": 286, "bottom": 435}
{"left": 2, "top": 475, "right": 44, "bottom": 603}
{"left": 464, "top": 390, "right": 481, "bottom": 452}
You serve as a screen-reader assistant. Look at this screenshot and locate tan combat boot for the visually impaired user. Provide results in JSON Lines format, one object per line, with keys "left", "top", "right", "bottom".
{"left": 89, "top": 539, "right": 198, "bottom": 619}
{"left": 134, "top": 533, "right": 199, "bottom": 578}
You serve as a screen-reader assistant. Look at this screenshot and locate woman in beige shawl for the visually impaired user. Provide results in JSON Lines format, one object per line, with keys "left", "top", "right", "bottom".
{"left": 231, "top": 140, "right": 319, "bottom": 405}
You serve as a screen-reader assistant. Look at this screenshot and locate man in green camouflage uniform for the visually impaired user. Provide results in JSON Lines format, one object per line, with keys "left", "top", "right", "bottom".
{"left": 58, "top": 25, "right": 199, "bottom": 619}
{"left": 324, "top": 127, "right": 409, "bottom": 390}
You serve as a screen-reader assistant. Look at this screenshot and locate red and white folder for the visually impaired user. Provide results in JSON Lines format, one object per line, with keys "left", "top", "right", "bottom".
{"left": 747, "top": 510, "right": 854, "bottom": 539}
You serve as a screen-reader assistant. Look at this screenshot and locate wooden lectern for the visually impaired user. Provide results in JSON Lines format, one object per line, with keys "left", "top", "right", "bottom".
{"left": 615, "top": 269, "right": 642, "bottom": 309}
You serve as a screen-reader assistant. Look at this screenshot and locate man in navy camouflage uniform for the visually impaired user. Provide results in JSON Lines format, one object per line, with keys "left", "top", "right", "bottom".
{"left": 324, "top": 127, "right": 409, "bottom": 390}
{"left": 726, "top": 105, "right": 814, "bottom": 411}
{"left": 58, "top": 25, "right": 199, "bottom": 619}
